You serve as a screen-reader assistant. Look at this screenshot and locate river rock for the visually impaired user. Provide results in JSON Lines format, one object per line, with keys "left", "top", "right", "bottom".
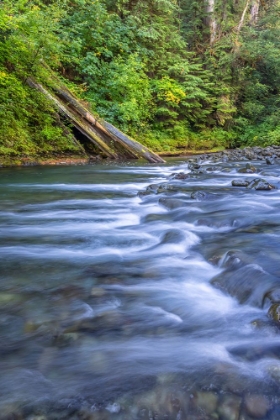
{"left": 134, "top": 386, "right": 189, "bottom": 420}
{"left": 0, "top": 292, "right": 23, "bottom": 311}
{"left": 268, "top": 303, "right": 280, "bottom": 322}
{"left": 195, "top": 391, "right": 218, "bottom": 415}
{"left": 170, "top": 172, "right": 189, "bottom": 180}
{"left": 156, "top": 182, "right": 190, "bottom": 194}
{"left": 188, "top": 162, "right": 201, "bottom": 170}
{"left": 160, "top": 229, "right": 186, "bottom": 245}
{"left": 238, "top": 164, "right": 257, "bottom": 174}
{"left": 266, "top": 157, "right": 275, "bottom": 165}
{"left": 232, "top": 179, "right": 250, "bottom": 187}
{"left": 247, "top": 178, "right": 276, "bottom": 190}
{"left": 142, "top": 213, "right": 170, "bottom": 223}
{"left": 211, "top": 264, "right": 278, "bottom": 307}
{"left": 139, "top": 183, "right": 160, "bottom": 196}
{"left": 195, "top": 145, "right": 280, "bottom": 164}
{"left": 244, "top": 394, "right": 270, "bottom": 418}
{"left": 190, "top": 191, "right": 219, "bottom": 200}
{"left": 218, "top": 395, "right": 241, "bottom": 420}
{"left": 205, "top": 166, "right": 218, "bottom": 172}
{"left": 218, "top": 250, "right": 250, "bottom": 270}
{"left": 244, "top": 150, "right": 257, "bottom": 160}
{"left": 228, "top": 342, "right": 280, "bottom": 362}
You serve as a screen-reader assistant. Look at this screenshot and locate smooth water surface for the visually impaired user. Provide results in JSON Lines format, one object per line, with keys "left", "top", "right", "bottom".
{"left": 1, "top": 159, "right": 280, "bottom": 419}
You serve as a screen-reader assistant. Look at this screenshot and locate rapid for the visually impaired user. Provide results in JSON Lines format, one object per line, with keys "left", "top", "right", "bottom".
{"left": 1, "top": 156, "right": 280, "bottom": 419}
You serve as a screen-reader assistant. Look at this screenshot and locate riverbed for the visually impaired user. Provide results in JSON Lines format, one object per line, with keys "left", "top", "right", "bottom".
{"left": 1, "top": 158, "right": 280, "bottom": 419}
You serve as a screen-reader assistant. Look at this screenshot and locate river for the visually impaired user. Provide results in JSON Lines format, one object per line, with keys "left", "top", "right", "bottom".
{"left": 1, "top": 158, "right": 280, "bottom": 419}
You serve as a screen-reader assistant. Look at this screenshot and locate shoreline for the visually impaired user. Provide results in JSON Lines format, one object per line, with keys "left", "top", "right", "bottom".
{"left": 0, "top": 145, "right": 280, "bottom": 167}
{"left": 0, "top": 149, "right": 225, "bottom": 167}
{"left": 0, "top": 156, "right": 91, "bottom": 168}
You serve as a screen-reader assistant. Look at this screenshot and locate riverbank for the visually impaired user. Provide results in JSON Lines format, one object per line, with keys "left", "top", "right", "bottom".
{"left": 1, "top": 145, "right": 280, "bottom": 167}
{"left": 0, "top": 156, "right": 90, "bottom": 167}
{"left": 159, "top": 145, "right": 280, "bottom": 162}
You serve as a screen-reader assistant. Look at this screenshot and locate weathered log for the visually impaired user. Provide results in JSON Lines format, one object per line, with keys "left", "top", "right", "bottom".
{"left": 30, "top": 63, "right": 165, "bottom": 163}
{"left": 54, "top": 87, "right": 139, "bottom": 159}
{"left": 27, "top": 78, "right": 118, "bottom": 159}
{"left": 54, "top": 86, "right": 165, "bottom": 163}
{"left": 103, "top": 121, "right": 165, "bottom": 163}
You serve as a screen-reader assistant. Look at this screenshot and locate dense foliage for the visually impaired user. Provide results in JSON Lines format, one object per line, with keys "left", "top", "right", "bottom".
{"left": 1, "top": 0, "right": 280, "bottom": 158}
{"left": 0, "top": 0, "right": 82, "bottom": 159}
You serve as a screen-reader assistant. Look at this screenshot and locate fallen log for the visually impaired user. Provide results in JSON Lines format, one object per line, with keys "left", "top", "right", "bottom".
{"left": 27, "top": 78, "right": 118, "bottom": 159}
{"left": 103, "top": 121, "right": 164, "bottom": 164}
{"left": 27, "top": 74, "right": 165, "bottom": 163}
{"left": 54, "top": 87, "right": 139, "bottom": 160}
{"left": 54, "top": 86, "right": 165, "bottom": 163}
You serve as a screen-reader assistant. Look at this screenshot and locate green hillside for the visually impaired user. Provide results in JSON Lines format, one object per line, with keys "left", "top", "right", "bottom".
{"left": 1, "top": 0, "right": 280, "bottom": 161}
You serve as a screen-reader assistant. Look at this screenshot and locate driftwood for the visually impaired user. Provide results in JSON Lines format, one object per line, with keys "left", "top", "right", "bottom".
{"left": 27, "top": 76, "right": 165, "bottom": 163}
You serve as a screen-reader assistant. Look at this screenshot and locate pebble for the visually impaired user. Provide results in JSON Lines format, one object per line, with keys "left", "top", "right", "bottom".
{"left": 195, "top": 391, "right": 218, "bottom": 415}
{"left": 244, "top": 394, "right": 270, "bottom": 418}
{"left": 218, "top": 395, "right": 241, "bottom": 420}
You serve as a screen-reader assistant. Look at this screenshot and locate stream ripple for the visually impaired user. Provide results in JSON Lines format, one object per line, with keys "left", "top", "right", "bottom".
{"left": 1, "top": 158, "right": 280, "bottom": 419}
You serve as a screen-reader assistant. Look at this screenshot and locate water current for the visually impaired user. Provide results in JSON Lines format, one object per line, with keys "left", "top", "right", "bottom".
{"left": 1, "top": 158, "right": 280, "bottom": 419}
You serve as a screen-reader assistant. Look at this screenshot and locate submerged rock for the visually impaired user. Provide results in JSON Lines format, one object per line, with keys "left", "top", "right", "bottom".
{"left": 211, "top": 264, "right": 278, "bottom": 307}
{"left": 190, "top": 191, "right": 219, "bottom": 200}
{"left": 195, "top": 391, "right": 218, "bottom": 415}
{"left": 205, "top": 166, "right": 218, "bottom": 172}
{"left": 228, "top": 342, "right": 280, "bottom": 362}
{"left": 217, "top": 395, "right": 241, "bottom": 420}
{"left": 218, "top": 250, "right": 251, "bottom": 270}
{"left": 244, "top": 394, "right": 270, "bottom": 418}
{"left": 158, "top": 197, "right": 188, "bottom": 210}
{"left": 160, "top": 229, "right": 187, "bottom": 245}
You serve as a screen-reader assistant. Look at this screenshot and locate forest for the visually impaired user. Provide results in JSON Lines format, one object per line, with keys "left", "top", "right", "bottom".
{"left": 1, "top": 0, "right": 280, "bottom": 161}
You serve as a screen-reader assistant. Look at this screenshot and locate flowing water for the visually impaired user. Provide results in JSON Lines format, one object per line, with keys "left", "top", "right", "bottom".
{"left": 1, "top": 158, "right": 280, "bottom": 419}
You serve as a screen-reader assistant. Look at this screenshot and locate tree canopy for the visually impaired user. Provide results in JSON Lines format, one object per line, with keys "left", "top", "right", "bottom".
{"left": 1, "top": 0, "right": 280, "bottom": 159}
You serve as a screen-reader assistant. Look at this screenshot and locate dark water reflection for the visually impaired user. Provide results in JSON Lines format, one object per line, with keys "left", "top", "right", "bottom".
{"left": 1, "top": 159, "right": 280, "bottom": 419}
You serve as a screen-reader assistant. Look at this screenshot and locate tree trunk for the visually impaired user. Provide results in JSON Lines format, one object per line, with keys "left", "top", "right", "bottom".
{"left": 250, "top": 0, "right": 260, "bottom": 25}
{"left": 26, "top": 78, "right": 118, "bottom": 158}
{"left": 27, "top": 77, "right": 165, "bottom": 163}
{"left": 54, "top": 87, "right": 165, "bottom": 163}
{"left": 205, "top": 0, "right": 217, "bottom": 45}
